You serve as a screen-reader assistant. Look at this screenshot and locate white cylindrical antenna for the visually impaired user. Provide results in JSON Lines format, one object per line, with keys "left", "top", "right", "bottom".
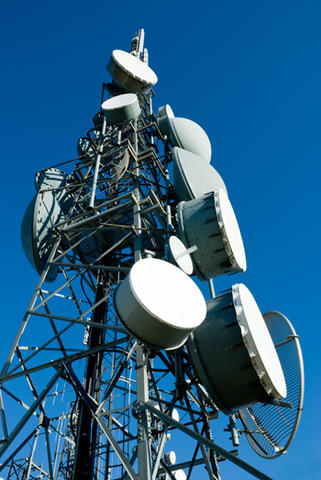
{"left": 171, "top": 408, "right": 179, "bottom": 422}
{"left": 165, "top": 450, "right": 176, "bottom": 465}
{"left": 89, "top": 116, "right": 107, "bottom": 209}
{"left": 130, "top": 28, "right": 145, "bottom": 58}
{"left": 143, "top": 48, "right": 149, "bottom": 64}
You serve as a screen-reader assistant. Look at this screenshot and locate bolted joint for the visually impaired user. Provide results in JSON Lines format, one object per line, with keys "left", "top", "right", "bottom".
{"left": 39, "top": 413, "right": 50, "bottom": 429}
{"left": 133, "top": 400, "right": 145, "bottom": 417}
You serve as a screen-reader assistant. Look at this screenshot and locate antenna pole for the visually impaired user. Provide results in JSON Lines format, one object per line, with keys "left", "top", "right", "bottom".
{"left": 133, "top": 119, "right": 152, "bottom": 480}
{"left": 130, "top": 28, "right": 145, "bottom": 59}
{"left": 72, "top": 273, "right": 106, "bottom": 480}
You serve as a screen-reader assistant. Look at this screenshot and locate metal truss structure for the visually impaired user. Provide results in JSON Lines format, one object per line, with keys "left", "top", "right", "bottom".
{"left": 0, "top": 30, "right": 278, "bottom": 480}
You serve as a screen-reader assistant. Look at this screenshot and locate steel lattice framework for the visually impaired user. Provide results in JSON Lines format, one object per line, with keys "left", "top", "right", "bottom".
{"left": 0, "top": 30, "right": 278, "bottom": 480}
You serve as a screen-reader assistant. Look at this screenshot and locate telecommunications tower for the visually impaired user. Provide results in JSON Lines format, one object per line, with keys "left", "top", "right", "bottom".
{"left": 0, "top": 30, "right": 304, "bottom": 480}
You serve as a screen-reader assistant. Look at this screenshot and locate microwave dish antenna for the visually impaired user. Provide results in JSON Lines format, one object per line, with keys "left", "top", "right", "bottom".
{"left": 188, "top": 284, "right": 286, "bottom": 415}
{"left": 21, "top": 169, "right": 74, "bottom": 282}
{"left": 239, "top": 311, "right": 304, "bottom": 458}
{"left": 168, "top": 235, "right": 194, "bottom": 275}
{"left": 101, "top": 93, "right": 141, "bottom": 124}
{"left": 114, "top": 258, "right": 206, "bottom": 350}
{"left": 157, "top": 108, "right": 212, "bottom": 162}
{"left": 172, "top": 147, "right": 226, "bottom": 202}
{"left": 107, "top": 49, "right": 158, "bottom": 92}
{"left": 177, "top": 189, "right": 247, "bottom": 280}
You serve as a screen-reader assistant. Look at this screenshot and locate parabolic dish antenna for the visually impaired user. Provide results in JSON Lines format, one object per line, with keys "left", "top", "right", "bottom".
{"left": 166, "top": 471, "right": 187, "bottom": 480}
{"left": 107, "top": 49, "right": 158, "bottom": 93}
{"left": 101, "top": 93, "right": 141, "bottom": 124}
{"left": 172, "top": 147, "right": 226, "bottom": 202}
{"left": 113, "top": 258, "right": 206, "bottom": 350}
{"left": 157, "top": 104, "right": 174, "bottom": 137}
{"left": 35, "top": 168, "right": 72, "bottom": 194}
{"left": 168, "top": 235, "right": 194, "bottom": 275}
{"left": 157, "top": 104, "right": 174, "bottom": 121}
{"left": 188, "top": 284, "right": 286, "bottom": 414}
{"left": 177, "top": 189, "right": 246, "bottom": 280}
{"left": 22, "top": 169, "right": 75, "bottom": 282}
{"left": 239, "top": 310, "right": 304, "bottom": 458}
{"left": 156, "top": 108, "right": 212, "bottom": 163}
{"left": 170, "top": 117, "right": 212, "bottom": 163}
{"left": 171, "top": 408, "right": 180, "bottom": 422}
{"left": 21, "top": 191, "right": 64, "bottom": 282}
{"left": 166, "top": 450, "right": 177, "bottom": 465}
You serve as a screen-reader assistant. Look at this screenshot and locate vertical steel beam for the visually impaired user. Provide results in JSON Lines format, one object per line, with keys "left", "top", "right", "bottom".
{"left": 72, "top": 275, "right": 106, "bottom": 480}
{"left": 25, "top": 426, "right": 40, "bottom": 480}
{"left": 132, "top": 119, "right": 152, "bottom": 480}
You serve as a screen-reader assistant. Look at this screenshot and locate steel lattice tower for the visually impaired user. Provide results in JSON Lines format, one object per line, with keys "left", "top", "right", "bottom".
{"left": 0, "top": 30, "right": 303, "bottom": 480}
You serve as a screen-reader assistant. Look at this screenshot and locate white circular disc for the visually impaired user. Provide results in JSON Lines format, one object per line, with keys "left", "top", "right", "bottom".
{"left": 102, "top": 93, "right": 138, "bottom": 110}
{"left": 169, "top": 236, "right": 193, "bottom": 275}
{"left": 109, "top": 49, "right": 157, "bottom": 90}
{"left": 157, "top": 104, "right": 174, "bottom": 119}
{"left": 130, "top": 259, "right": 205, "bottom": 330}
{"left": 101, "top": 93, "right": 140, "bottom": 123}
{"left": 171, "top": 408, "right": 180, "bottom": 422}
{"left": 170, "top": 117, "right": 212, "bottom": 163}
{"left": 232, "top": 284, "right": 287, "bottom": 399}
{"left": 166, "top": 451, "right": 177, "bottom": 465}
{"left": 173, "top": 147, "right": 227, "bottom": 201}
{"left": 174, "top": 470, "right": 187, "bottom": 480}
{"left": 215, "top": 189, "right": 247, "bottom": 272}
{"left": 157, "top": 104, "right": 174, "bottom": 137}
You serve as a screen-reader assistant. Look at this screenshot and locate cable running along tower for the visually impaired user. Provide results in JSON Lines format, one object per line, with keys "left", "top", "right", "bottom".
{"left": 0, "top": 30, "right": 304, "bottom": 480}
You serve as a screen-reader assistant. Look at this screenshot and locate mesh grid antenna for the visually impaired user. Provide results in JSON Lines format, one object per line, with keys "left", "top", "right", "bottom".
{"left": 239, "top": 311, "right": 304, "bottom": 458}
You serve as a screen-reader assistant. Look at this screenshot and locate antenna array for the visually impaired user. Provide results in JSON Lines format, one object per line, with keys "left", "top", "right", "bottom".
{"left": 0, "top": 29, "right": 304, "bottom": 480}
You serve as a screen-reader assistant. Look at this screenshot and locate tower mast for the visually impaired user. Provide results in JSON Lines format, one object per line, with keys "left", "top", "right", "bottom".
{"left": 0, "top": 29, "right": 303, "bottom": 480}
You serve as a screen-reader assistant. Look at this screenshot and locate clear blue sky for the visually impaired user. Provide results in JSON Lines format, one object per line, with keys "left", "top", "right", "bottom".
{"left": 0, "top": 1, "right": 320, "bottom": 478}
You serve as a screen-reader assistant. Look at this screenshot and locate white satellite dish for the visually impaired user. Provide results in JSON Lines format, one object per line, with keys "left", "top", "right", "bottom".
{"left": 22, "top": 170, "right": 74, "bottom": 282}
{"left": 101, "top": 93, "right": 141, "bottom": 124}
{"left": 107, "top": 49, "right": 158, "bottom": 92}
{"left": 173, "top": 470, "right": 187, "bottom": 480}
{"left": 157, "top": 104, "right": 174, "bottom": 120}
{"left": 21, "top": 192, "right": 63, "bottom": 282}
{"left": 113, "top": 258, "right": 206, "bottom": 350}
{"left": 171, "top": 408, "right": 180, "bottom": 422}
{"left": 166, "top": 450, "right": 177, "bottom": 465}
{"left": 156, "top": 107, "right": 212, "bottom": 162}
{"left": 35, "top": 168, "right": 72, "bottom": 194}
{"left": 157, "top": 104, "right": 175, "bottom": 137}
{"left": 168, "top": 236, "right": 194, "bottom": 275}
{"left": 172, "top": 147, "right": 226, "bottom": 202}
{"left": 170, "top": 117, "right": 212, "bottom": 163}
{"left": 22, "top": 169, "right": 104, "bottom": 280}
{"left": 177, "top": 190, "right": 246, "bottom": 280}
{"left": 188, "top": 284, "right": 286, "bottom": 414}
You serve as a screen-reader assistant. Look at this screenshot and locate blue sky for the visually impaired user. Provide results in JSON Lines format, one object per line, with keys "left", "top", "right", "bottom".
{"left": 0, "top": 1, "right": 320, "bottom": 478}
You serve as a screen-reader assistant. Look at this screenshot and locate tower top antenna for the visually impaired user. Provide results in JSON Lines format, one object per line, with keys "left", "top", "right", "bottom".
{"left": 130, "top": 28, "right": 145, "bottom": 58}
